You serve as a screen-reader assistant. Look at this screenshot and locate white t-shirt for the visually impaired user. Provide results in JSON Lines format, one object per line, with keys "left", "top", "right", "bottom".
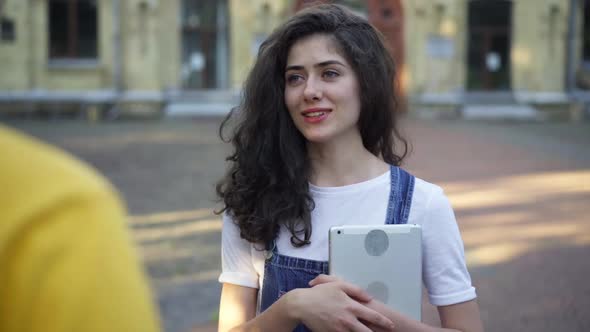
{"left": 219, "top": 170, "right": 477, "bottom": 306}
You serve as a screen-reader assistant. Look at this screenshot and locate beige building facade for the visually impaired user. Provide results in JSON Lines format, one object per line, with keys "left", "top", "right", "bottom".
{"left": 0, "top": 0, "right": 588, "bottom": 119}
{"left": 0, "top": 0, "right": 291, "bottom": 117}
{"left": 404, "top": 0, "right": 589, "bottom": 119}
{"left": 0, "top": 0, "right": 181, "bottom": 115}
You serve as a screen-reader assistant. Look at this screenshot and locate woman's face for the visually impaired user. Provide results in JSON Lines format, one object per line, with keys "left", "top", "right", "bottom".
{"left": 284, "top": 34, "right": 362, "bottom": 145}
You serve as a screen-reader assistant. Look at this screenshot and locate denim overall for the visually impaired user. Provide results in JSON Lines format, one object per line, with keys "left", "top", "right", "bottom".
{"left": 260, "top": 166, "right": 415, "bottom": 332}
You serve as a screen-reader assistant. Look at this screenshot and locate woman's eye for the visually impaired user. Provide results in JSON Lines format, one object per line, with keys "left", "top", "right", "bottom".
{"left": 323, "top": 70, "right": 339, "bottom": 79}
{"left": 286, "top": 74, "right": 304, "bottom": 84}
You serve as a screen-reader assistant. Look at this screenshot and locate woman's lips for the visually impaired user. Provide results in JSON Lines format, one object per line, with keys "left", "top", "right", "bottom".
{"left": 301, "top": 108, "right": 332, "bottom": 123}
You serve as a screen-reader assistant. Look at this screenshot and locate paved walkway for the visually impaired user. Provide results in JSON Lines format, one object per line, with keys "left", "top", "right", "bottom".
{"left": 6, "top": 117, "right": 589, "bottom": 332}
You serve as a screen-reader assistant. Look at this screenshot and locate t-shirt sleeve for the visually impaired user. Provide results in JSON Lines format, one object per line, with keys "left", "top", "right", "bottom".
{"left": 218, "top": 212, "right": 260, "bottom": 289}
{"left": 421, "top": 186, "right": 477, "bottom": 306}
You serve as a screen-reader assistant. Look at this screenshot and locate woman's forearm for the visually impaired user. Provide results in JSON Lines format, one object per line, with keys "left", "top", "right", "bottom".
{"left": 228, "top": 289, "right": 301, "bottom": 332}
{"left": 364, "top": 300, "right": 445, "bottom": 332}
{"left": 365, "top": 300, "right": 483, "bottom": 332}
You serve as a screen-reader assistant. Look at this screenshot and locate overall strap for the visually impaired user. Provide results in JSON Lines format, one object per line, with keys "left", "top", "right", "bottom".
{"left": 265, "top": 240, "right": 278, "bottom": 260}
{"left": 385, "top": 166, "right": 416, "bottom": 225}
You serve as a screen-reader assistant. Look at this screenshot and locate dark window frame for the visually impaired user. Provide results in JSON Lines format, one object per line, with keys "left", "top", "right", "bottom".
{"left": 1, "top": 16, "right": 15, "bottom": 42}
{"left": 582, "top": 0, "right": 590, "bottom": 67}
{"left": 48, "top": 0, "right": 98, "bottom": 60}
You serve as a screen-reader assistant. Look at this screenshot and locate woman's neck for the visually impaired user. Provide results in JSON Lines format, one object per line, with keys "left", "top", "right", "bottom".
{"left": 307, "top": 135, "right": 389, "bottom": 187}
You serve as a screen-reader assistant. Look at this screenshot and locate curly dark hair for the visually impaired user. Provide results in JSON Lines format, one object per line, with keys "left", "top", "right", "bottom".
{"left": 216, "top": 4, "right": 408, "bottom": 248}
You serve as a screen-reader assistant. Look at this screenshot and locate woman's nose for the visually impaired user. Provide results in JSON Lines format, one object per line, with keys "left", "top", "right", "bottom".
{"left": 303, "top": 79, "right": 322, "bottom": 101}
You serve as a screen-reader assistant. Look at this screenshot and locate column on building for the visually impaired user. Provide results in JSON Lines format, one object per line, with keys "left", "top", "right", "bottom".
{"left": 228, "top": 0, "right": 292, "bottom": 90}
{"left": 404, "top": 0, "right": 466, "bottom": 116}
{"left": 512, "top": 1, "right": 568, "bottom": 94}
{"left": 511, "top": 0, "right": 571, "bottom": 117}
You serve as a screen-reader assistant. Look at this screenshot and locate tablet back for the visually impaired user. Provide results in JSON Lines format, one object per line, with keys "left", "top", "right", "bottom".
{"left": 329, "top": 224, "right": 422, "bottom": 321}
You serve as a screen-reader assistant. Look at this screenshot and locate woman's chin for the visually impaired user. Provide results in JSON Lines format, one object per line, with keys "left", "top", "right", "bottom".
{"left": 301, "top": 131, "right": 333, "bottom": 145}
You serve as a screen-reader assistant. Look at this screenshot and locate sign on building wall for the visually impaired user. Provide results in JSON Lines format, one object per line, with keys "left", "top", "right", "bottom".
{"left": 426, "top": 35, "right": 454, "bottom": 59}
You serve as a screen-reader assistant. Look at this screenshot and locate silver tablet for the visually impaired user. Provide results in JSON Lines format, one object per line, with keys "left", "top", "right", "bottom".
{"left": 329, "top": 224, "right": 422, "bottom": 321}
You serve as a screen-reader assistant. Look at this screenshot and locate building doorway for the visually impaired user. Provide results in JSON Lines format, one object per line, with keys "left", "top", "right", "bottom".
{"left": 576, "top": 0, "right": 590, "bottom": 90}
{"left": 583, "top": 0, "right": 590, "bottom": 67}
{"left": 180, "top": 0, "right": 229, "bottom": 90}
{"left": 467, "top": 0, "right": 512, "bottom": 91}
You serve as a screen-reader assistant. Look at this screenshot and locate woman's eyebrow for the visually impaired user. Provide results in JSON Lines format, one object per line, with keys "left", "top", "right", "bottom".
{"left": 314, "top": 60, "right": 346, "bottom": 68}
{"left": 285, "top": 60, "right": 346, "bottom": 72}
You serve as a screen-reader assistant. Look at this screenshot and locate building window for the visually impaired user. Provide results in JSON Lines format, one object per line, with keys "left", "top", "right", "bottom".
{"left": 1, "top": 17, "right": 15, "bottom": 42}
{"left": 181, "top": 0, "right": 229, "bottom": 89}
{"left": 48, "top": 0, "right": 98, "bottom": 59}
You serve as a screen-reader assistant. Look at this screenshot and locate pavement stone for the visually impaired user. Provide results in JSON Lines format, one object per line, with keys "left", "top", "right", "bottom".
{"left": 4, "top": 116, "right": 589, "bottom": 332}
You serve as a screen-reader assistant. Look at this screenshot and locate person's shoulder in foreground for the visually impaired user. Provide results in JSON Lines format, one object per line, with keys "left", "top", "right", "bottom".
{"left": 0, "top": 125, "right": 161, "bottom": 332}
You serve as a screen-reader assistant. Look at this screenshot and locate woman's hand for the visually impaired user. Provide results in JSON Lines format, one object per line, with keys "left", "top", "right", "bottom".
{"left": 288, "top": 275, "right": 396, "bottom": 332}
{"left": 309, "top": 274, "right": 398, "bottom": 332}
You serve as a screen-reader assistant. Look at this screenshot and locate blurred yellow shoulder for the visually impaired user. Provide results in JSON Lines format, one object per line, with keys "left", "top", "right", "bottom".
{"left": 0, "top": 124, "right": 119, "bottom": 228}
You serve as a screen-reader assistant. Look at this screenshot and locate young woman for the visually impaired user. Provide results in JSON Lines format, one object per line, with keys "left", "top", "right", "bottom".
{"left": 216, "top": 4, "right": 484, "bottom": 332}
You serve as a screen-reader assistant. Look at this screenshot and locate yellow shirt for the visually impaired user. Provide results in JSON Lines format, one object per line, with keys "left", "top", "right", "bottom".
{"left": 0, "top": 125, "right": 161, "bottom": 332}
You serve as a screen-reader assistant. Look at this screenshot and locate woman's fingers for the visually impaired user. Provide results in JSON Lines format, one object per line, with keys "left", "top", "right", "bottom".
{"left": 351, "top": 302, "right": 396, "bottom": 331}
{"left": 349, "top": 321, "right": 374, "bottom": 332}
{"left": 309, "top": 274, "right": 339, "bottom": 286}
{"left": 309, "top": 274, "right": 373, "bottom": 303}
{"left": 337, "top": 281, "right": 373, "bottom": 303}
